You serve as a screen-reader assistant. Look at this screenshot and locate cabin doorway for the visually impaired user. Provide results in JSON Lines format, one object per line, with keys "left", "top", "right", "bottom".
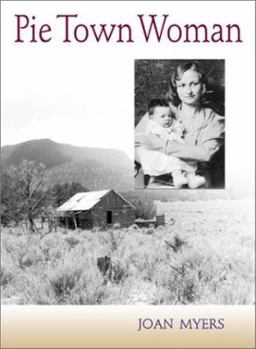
{"left": 106, "top": 211, "right": 112, "bottom": 224}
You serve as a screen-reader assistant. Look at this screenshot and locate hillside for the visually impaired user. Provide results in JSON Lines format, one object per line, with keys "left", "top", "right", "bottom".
{"left": 1, "top": 139, "right": 133, "bottom": 192}
{"left": 1, "top": 139, "right": 70, "bottom": 168}
{"left": 46, "top": 160, "right": 133, "bottom": 191}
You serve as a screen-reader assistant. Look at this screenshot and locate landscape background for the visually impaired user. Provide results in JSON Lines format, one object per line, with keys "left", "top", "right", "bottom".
{"left": 1, "top": 138, "right": 133, "bottom": 191}
{"left": 1, "top": 138, "right": 254, "bottom": 305}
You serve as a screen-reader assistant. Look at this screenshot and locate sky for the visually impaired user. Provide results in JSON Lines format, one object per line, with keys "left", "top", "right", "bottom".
{"left": 1, "top": 2, "right": 136, "bottom": 158}
{"left": 2, "top": 44, "right": 134, "bottom": 157}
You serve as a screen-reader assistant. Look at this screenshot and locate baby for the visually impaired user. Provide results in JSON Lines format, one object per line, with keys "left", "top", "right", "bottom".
{"left": 137, "top": 98, "right": 206, "bottom": 188}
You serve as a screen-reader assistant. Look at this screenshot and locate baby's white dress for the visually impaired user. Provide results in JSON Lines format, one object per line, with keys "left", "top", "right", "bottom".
{"left": 137, "top": 119, "right": 196, "bottom": 176}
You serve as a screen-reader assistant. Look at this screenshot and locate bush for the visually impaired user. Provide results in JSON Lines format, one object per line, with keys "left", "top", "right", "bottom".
{"left": 135, "top": 199, "right": 156, "bottom": 219}
{"left": 1, "top": 263, "right": 16, "bottom": 286}
{"left": 65, "top": 236, "right": 80, "bottom": 248}
{"left": 48, "top": 262, "right": 84, "bottom": 303}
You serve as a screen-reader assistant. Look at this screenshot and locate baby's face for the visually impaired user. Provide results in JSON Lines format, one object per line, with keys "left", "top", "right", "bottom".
{"left": 151, "top": 106, "right": 172, "bottom": 128}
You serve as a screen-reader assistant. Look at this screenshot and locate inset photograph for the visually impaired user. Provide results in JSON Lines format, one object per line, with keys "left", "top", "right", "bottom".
{"left": 135, "top": 59, "right": 225, "bottom": 189}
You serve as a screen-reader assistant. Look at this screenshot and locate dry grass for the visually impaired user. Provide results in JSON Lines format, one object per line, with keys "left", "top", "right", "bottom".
{"left": 1, "top": 198, "right": 254, "bottom": 305}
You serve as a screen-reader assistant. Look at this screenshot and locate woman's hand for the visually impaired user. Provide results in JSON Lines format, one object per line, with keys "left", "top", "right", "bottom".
{"left": 165, "top": 140, "right": 184, "bottom": 152}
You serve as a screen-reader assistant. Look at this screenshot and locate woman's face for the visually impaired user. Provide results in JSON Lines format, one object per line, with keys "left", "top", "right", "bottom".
{"left": 176, "top": 69, "right": 205, "bottom": 106}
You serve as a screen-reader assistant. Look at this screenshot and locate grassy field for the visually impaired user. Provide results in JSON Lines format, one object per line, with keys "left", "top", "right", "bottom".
{"left": 1, "top": 198, "right": 254, "bottom": 305}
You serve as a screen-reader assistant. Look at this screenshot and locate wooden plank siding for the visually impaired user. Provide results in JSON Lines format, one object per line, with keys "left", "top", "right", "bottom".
{"left": 91, "top": 191, "right": 135, "bottom": 228}
{"left": 76, "top": 211, "right": 93, "bottom": 230}
{"left": 96, "top": 190, "right": 133, "bottom": 209}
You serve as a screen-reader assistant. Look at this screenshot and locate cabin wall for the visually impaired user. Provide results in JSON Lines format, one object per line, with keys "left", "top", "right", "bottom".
{"left": 76, "top": 211, "right": 93, "bottom": 229}
{"left": 91, "top": 206, "right": 135, "bottom": 228}
{"left": 59, "top": 211, "right": 93, "bottom": 230}
{"left": 90, "top": 191, "right": 136, "bottom": 227}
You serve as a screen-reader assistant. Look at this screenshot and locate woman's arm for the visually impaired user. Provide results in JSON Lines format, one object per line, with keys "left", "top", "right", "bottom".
{"left": 164, "top": 141, "right": 213, "bottom": 162}
{"left": 135, "top": 110, "right": 224, "bottom": 162}
{"left": 162, "top": 111, "right": 224, "bottom": 162}
{"left": 141, "top": 133, "right": 221, "bottom": 162}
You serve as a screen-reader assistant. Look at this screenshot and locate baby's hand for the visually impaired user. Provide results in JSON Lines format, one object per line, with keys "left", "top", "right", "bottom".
{"left": 173, "top": 121, "right": 184, "bottom": 135}
{"left": 166, "top": 133, "right": 179, "bottom": 142}
{"left": 146, "top": 133, "right": 165, "bottom": 150}
{"left": 167, "top": 133, "right": 184, "bottom": 143}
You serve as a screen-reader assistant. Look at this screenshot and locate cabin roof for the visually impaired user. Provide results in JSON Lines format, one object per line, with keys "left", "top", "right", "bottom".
{"left": 56, "top": 189, "right": 135, "bottom": 212}
{"left": 56, "top": 190, "right": 110, "bottom": 211}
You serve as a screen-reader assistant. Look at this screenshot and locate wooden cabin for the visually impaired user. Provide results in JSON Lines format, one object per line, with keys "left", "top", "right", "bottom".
{"left": 56, "top": 189, "right": 136, "bottom": 230}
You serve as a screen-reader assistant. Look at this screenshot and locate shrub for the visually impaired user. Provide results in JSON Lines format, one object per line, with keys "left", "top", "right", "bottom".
{"left": 65, "top": 236, "right": 80, "bottom": 248}
{"left": 19, "top": 247, "right": 45, "bottom": 268}
{"left": 20, "top": 273, "right": 56, "bottom": 304}
{"left": 68, "top": 268, "right": 105, "bottom": 305}
{"left": 1, "top": 263, "right": 16, "bottom": 286}
{"left": 47, "top": 262, "right": 84, "bottom": 303}
{"left": 135, "top": 199, "right": 156, "bottom": 219}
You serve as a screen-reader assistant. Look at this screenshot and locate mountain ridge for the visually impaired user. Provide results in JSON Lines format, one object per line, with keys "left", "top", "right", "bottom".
{"left": 1, "top": 139, "right": 133, "bottom": 192}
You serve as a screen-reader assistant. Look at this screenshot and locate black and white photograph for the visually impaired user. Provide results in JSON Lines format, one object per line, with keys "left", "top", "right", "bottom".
{"left": 135, "top": 59, "right": 225, "bottom": 189}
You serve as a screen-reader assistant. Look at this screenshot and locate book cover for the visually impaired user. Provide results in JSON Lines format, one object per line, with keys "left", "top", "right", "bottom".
{"left": 1, "top": 1, "right": 255, "bottom": 348}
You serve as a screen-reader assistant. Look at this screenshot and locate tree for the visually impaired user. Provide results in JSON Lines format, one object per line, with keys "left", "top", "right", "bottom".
{"left": 1, "top": 160, "right": 48, "bottom": 232}
{"left": 121, "top": 191, "right": 156, "bottom": 219}
{"left": 50, "top": 182, "right": 89, "bottom": 208}
{"left": 1, "top": 171, "right": 22, "bottom": 225}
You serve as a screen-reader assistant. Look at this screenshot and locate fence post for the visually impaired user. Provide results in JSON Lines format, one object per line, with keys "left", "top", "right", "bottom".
{"left": 156, "top": 214, "right": 165, "bottom": 227}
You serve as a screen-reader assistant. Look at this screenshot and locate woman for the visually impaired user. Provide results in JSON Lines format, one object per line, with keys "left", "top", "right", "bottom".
{"left": 135, "top": 61, "right": 225, "bottom": 188}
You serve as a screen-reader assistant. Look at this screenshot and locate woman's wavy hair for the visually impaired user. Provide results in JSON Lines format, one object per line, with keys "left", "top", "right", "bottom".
{"left": 166, "top": 61, "right": 212, "bottom": 107}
